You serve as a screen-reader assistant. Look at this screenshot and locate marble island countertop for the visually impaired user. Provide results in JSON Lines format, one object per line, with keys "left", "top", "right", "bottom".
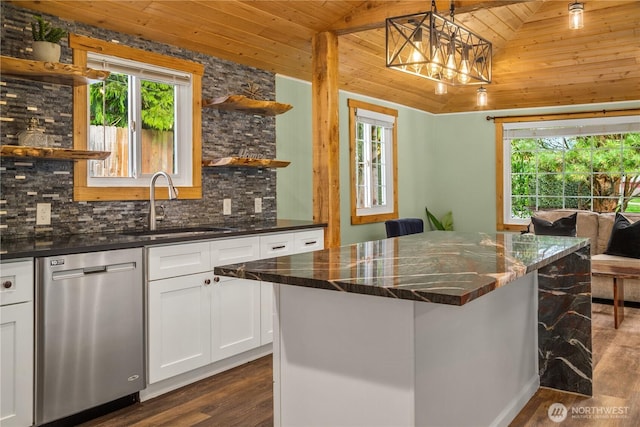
{"left": 215, "top": 231, "right": 590, "bottom": 306}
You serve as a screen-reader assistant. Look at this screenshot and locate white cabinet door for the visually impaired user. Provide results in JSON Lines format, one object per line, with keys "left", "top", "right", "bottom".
{"left": 211, "top": 236, "right": 260, "bottom": 265}
{"left": 211, "top": 276, "right": 261, "bottom": 362}
{"left": 260, "top": 282, "right": 274, "bottom": 345}
{"left": 210, "top": 237, "right": 261, "bottom": 361}
{"left": 148, "top": 272, "right": 212, "bottom": 383}
{"left": 148, "top": 241, "right": 210, "bottom": 281}
{"left": 0, "top": 302, "right": 34, "bottom": 427}
{"left": 259, "top": 233, "right": 294, "bottom": 345}
{"left": 259, "top": 229, "right": 324, "bottom": 345}
{"left": 0, "top": 259, "right": 33, "bottom": 306}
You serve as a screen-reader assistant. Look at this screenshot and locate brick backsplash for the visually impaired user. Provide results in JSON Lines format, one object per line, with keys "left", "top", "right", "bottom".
{"left": 0, "top": 3, "right": 278, "bottom": 239}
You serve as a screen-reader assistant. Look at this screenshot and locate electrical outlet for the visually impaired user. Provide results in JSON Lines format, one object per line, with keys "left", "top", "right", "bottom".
{"left": 36, "top": 203, "right": 51, "bottom": 225}
{"left": 254, "top": 197, "right": 262, "bottom": 213}
{"left": 223, "top": 198, "right": 232, "bottom": 215}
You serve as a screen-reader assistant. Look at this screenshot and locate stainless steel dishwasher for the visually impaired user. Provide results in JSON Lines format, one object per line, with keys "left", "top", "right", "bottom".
{"left": 35, "top": 248, "right": 145, "bottom": 425}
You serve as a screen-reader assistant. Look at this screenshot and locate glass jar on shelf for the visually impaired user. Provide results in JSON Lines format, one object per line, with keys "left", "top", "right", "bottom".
{"left": 17, "top": 117, "right": 47, "bottom": 147}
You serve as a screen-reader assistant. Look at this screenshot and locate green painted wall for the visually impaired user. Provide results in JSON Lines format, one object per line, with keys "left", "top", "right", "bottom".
{"left": 276, "top": 75, "right": 639, "bottom": 244}
{"left": 276, "top": 76, "right": 435, "bottom": 245}
{"left": 275, "top": 77, "right": 314, "bottom": 221}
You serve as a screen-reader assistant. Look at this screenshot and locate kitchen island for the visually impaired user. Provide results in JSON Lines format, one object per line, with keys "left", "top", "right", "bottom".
{"left": 215, "top": 231, "right": 592, "bottom": 426}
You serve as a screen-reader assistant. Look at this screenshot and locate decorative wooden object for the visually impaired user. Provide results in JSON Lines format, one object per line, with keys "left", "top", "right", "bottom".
{"left": 202, "top": 95, "right": 292, "bottom": 116}
{"left": 1, "top": 145, "right": 110, "bottom": 161}
{"left": 202, "top": 157, "right": 290, "bottom": 168}
{"left": 0, "top": 55, "right": 110, "bottom": 85}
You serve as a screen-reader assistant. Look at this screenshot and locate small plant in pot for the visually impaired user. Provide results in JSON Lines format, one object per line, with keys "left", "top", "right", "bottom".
{"left": 31, "top": 16, "right": 67, "bottom": 62}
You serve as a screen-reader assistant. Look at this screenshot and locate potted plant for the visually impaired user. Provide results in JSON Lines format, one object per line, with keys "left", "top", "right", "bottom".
{"left": 425, "top": 207, "right": 454, "bottom": 231}
{"left": 31, "top": 16, "right": 66, "bottom": 62}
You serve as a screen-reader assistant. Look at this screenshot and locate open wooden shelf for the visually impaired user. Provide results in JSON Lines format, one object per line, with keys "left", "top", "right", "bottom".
{"left": 1, "top": 145, "right": 111, "bottom": 161}
{"left": 202, "top": 95, "right": 292, "bottom": 116}
{"left": 202, "top": 157, "right": 290, "bottom": 168}
{"left": 0, "top": 55, "right": 110, "bottom": 85}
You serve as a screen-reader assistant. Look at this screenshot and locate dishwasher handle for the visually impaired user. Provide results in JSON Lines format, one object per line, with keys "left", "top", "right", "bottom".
{"left": 51, "top": 262, "right": 137, "bottom": 281}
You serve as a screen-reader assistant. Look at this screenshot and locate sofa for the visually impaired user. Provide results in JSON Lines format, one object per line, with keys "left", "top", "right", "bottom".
{"left": 530, "top": 209, "right": 640, "bottom": 303}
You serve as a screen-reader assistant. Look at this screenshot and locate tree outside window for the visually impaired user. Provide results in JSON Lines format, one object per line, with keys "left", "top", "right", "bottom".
{"left": 89, "top": 73, "right": 176, "bottom": 177}
{"left": 510, "top": 133, "right": 640, "bottom": 218}
{"left": 71, "top": 34, "right": 203, "bottom": 201}
{"left": 497, "top": 113, "right": 640, "bottom": 229}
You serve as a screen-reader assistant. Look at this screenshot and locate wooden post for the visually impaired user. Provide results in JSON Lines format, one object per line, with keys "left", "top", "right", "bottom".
{"left": 312, "top": 31, "right": 340, "bottom": 248}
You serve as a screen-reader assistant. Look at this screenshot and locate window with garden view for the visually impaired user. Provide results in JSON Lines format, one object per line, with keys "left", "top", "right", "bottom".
{"left": 70, "top": 34, "right": 203, "bottom": 201}
{"left": 90, "top": 73, "right": 175, "bottom": 177}
{"left": 499, "top": 114, "right": 640, "bottom": 227}
{"left": 87, "top": 53, "right": 192, "bottom": 186}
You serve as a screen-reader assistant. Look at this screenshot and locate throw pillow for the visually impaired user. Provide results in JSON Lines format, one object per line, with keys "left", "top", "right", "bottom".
{"left": 531, "top": 213, "right": 577, "bottom": 237}
{"left": 604, "top": 213, "right": 640, "bottom": 259}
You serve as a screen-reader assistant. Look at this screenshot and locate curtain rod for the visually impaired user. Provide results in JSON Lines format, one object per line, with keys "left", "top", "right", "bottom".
{"left": 485, "top": 108, "right": 639, "bottom": 122}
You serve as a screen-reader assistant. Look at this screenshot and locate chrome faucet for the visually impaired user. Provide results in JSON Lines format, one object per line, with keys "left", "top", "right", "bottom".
{"left": 148, "top": 171, "right": 179, "bottom": 231}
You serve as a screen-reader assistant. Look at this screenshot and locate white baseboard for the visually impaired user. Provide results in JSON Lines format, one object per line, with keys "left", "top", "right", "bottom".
{"left": 490, "top": 375, "right": 540, "bottom": 427}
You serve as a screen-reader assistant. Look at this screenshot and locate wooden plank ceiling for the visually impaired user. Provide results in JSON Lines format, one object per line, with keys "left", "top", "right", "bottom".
{"left": 12, "top": 0, "right": 640, "bottom": 113}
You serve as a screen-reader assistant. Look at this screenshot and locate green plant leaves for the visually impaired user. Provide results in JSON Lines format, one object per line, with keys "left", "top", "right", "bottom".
{"left": 31, "top": 16, "right": 66, "bottom": 44}
{"left": 426, "top": 207, "right": 454, "bottom": 231}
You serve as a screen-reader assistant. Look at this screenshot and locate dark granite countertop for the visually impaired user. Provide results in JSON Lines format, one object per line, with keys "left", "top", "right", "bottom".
{"left": 0, "top": 219, "right": 326, "bottom": 260}
{"left": 214, "top": 231, "right": 590, "bottom": 306}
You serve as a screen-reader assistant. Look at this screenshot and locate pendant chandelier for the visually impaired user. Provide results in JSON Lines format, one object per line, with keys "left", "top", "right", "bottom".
{"left": 386, "top": 1, "right": 492, "bottom": 87}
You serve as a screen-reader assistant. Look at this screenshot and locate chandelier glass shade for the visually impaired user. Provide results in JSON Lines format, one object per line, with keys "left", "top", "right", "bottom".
{"left": 386, "top": 11, "right": 492, "bottom": 86}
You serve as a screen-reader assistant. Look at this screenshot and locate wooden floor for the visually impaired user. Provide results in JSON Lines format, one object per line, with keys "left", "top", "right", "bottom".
{"left": 81, "top": 303, "right": 640, "bottom": 427}
{"left": 511, "top": 302, "right": 640, "bottom": 426}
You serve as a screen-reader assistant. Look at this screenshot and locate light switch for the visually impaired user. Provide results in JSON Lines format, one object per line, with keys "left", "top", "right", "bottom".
{"left": 36, "top": 203, "right": 51, "bottom": 225}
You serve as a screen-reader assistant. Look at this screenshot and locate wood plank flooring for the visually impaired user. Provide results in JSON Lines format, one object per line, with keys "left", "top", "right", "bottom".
{"left": 80, "top": 356, "right": 273, "bottom": 427}
{"left": 511, "top": 303, "right": 640, "bottom": 426}
{"left": 81, "top": 303, "right": 640, "bottom": 427}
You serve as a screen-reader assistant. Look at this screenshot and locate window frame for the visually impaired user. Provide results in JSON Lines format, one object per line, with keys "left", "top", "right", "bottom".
{"left": 348, "top": 99, "right": 398, "bottom": 225}
{"left": 494, "top": 109, "right": 640, "bottom": 231}
{"left": 70, "top": 34, "right": 203, "bottom": 201}
{"left": 85, "top": 53, "right": 192, "bottom": 186}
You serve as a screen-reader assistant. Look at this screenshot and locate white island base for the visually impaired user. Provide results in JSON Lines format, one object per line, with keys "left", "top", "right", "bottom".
{"left": 272, "top": 273, "right": 539, "bottom": 427}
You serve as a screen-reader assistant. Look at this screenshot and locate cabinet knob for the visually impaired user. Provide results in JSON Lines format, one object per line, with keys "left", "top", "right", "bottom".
{"left": 213, "top": 276, "right": 220, "bottom": 283}
{"left": 2, "top": 280, "right": 12, "bottom": 289}
{"left": 204, "top": 278, "right": 211, "bottom": 285}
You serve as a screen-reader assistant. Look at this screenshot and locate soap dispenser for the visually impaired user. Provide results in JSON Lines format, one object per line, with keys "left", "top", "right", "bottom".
{"left": 17, "top": 117, "right": 47, "bottom": 147}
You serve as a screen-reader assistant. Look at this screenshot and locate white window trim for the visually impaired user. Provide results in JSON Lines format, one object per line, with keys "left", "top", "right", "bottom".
{"left": 355, "top": 108, "right": 395, "bottom": 217}
{"left": 502, "top": 115, "right": 640, "bottom": 225}
{"left": 86, "top": 53, "right": 193, "bottom": 188}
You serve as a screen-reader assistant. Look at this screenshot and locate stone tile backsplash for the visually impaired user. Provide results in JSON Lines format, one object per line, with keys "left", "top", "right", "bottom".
{"left": 0, "top": 3, "right": 278, "bottom": 239}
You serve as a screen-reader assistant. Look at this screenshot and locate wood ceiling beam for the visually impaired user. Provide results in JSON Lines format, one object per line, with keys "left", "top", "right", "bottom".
{"left": 329, "top": 0, "right": 535, "bottom": 35}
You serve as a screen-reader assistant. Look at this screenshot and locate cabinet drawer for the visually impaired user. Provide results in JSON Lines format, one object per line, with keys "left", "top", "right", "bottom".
{"left": 210, "top": 236, "right": 260, "bottom": 266}
{"left": 294, "top": 229, "right": 324, "bottom": 253}
{"left": 260, "top": 233, "right": 295, "bottom": 258}
{"left": 1, "top": 258, "right": 34, "bottom": 306}
{"left": 148, "top": 242, "right": 211, "bottom": 281}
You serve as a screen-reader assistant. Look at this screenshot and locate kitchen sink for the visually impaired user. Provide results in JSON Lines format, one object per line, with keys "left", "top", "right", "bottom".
{"left": 123, "top": 226, "right": 236, "bottom": 239}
